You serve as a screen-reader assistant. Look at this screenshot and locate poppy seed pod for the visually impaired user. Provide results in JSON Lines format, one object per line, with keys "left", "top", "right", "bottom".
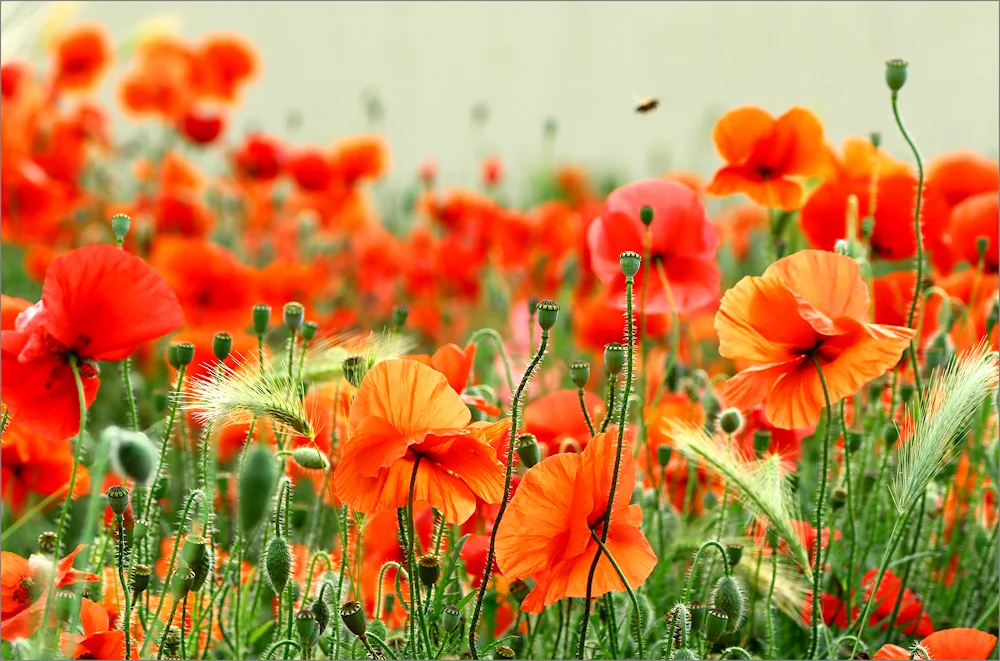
{"left": 712, "top": 575, "right": 746, "bottom": 632}
{"left": 639, "top": 204, "right": 654, "bottom": 227}
{"left": 442, "top": 605, "right": 462, "bottom": 633}
{"left": 107, "top": 427, "right": 156, "bottom": 485}
{"left": 301, "top": 321, "right": 319, "bottom": 342}
{"left": 213, "top": 332, "right": 233, "bottom": 362}
{"left": 418, "top": 554, "right": 441, "bottom": 587}
{"left": 882, "top": 424, "right": 900, "bottom": 448}
{"left": 494, "top": 645, "right": 516, "bottom": 659}
{"left": 846, "top": 430, "right": 863, "bottom": 454}
{"left": 171, "top": 566, "right": 195, "bottom": 598}
{"left": 619, "top": 250, "right": 641, "bottom": 278}
{"left": 725, "top": 544, "right": 744, "bottom": 568}
{"left": 831, "top": 487, "right": 847, "bottom": 510}
{"left": 168, "top": 342, "right": 195, "bottom": 369}
{"left": 292, "top": 447, "right": 329, "bottom": 471}
{"left": 130, "top": 564, "right": 151, "bottom": 596}
{"left": 339, "top": 600, "right": 366, "bottom": 637}
{"left": 604, "top": 343, "right": 625, "bottom": 376}
{"left": 182, "top": 535, "right": 207, "bottom": 568}
{"left": 885, "top": 58, "right": 909, "bottom": 93}
{"left": 105, "top": 485, "right": 130, "bottom": 516}
{"left": 569, "top": 360, "right": 591, "bottom": 389}
{"left": 536, "top": 300, "right": 559, "bottom": 331}
{"left": 295, "top": 609, "right": 318, "bottom": 643}
{"left": 253, "top": 303, "right": 271, "bottom": 336}
{"left": 688, "top": 600, "right": 708, "bottom": 634}
{"left": 283, "top": 302, "right": 305, "bottom": 332}
{"left": 657, "top": 445, "right": 672, "bottom": 467}
{"left": 392, "top": 304, "right": 409, "bottom": 330}
{"left": 718, "top": 408, "right": 744, "bottom": 435}
{"left": 111, "top": 213, "right": 132, "bottom": 241}
{"left": 37, "top": 531, "right": 57, "bottom": 555}
{"left": 132, "top": 519, "right": 150, "bottom": 542}
{"left": 516, "top": 433, "right": 541, "bottom": 468}
{"left": 706, "top": 608, "right": 729, "bottom": 642}
{"left": 239, "top": 444, "right": 277, "bottom": 534}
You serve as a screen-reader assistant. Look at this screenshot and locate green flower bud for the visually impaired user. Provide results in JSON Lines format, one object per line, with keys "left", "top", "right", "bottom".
{"left": 168, "top": 342, "right": 195, "bottom": 369}
{"left": 442, "top": 605, "right": 462, "bottom": 633}
{"left": 861, "top": 216, "right": 875, "bottom": 239}
{"left": 666, "top": 603, "right": 691, "bottom": 647}
{"left": 253, "top": 303, "right": 271, "bottom": 336}
{"left": 105, "top": 485, "right": 130, "bottom": 516}
{"left": 283, "top": 302, "right": 305, "bottom": 333}
{"left": 162, "top": 625, "right": 182, "bottom": 654}
{"left": 569, "top": 360, "right": 591, "bottom": 389}
{"left": 366, "top": 616, "right": 386, "bottom": 642}
{"left": 725, "top": 544, "right": 744, "bottom": 568}
{"left": 753, "top": 429, "right": 772, "bottom": 457}
{"left": 343, "top": 355, "right": 368, "bottom": 389}
{"left": 712, "top": 576, "right": 746, "bottom": 632}
{"left": 107, "top": 427, "right": 156, "bottom": 485}
{"left": 339, "top": 600, "right": 366, "bottom": 637}
{"left": 418, "top": 554, "right": 440, "bottom": 588}
{"left": 657, "top": 445, "right": 673, "bottom": 467}
{"left": 301, "top": 321, "right": 319, "bottom": 341}
{"left": 527, "top": 297, "right": 539, "bottom": 316}
{"left": 37, "top": 531, "right": 57, "bottom": 556}
{"left": 239, "top": 444, "right": 277, "bottom": 534}
{"left": 494, "top": 645, "right": 516, "bottom": 659}
{"left": 870, "top": 131, "right": 882, "bottom": 149}
{"left": 765, "top": 525, "right": 781, "bottom": 551}
{"left": 831, "top": 487, "right": 847, "bottom": 510}
{"left": 883, "top": 424, "right": 900, "bottom": 448}
{"left": 536, "top": 300, "right": 559, "bottom": 331}
{"left": 292, "top": 447, "right": 330, "bottom": 471}
{"left": 706, "top": 608, "right": 729, "bottom": 642}
{"left": 516, "top": 433, "right": 541, "bottom": 469}
{"left": 190, "top": 544, "right": 213, "bottom": 593}
{"left": 671, "top": 648, "right": 697, "bottom": 660}
{"left": 718, "top": 408, "right": 744, "bottom": 435}
{"left": 111, "top": 213, "right": 132, "bottom": 242}
{"left": 296, "top": 608, "right": 318, "bottom": 643}
{"left": 311, "top": 593, "right": 331, "bottom": 635}
{"left": 619, "top": 250, "right": 641, "bottom": 278}
{"left": 182, "top": 535, "right": 207, "bottom": 568}
{"left": 885, "top": 58, "right": 909, "bottom": 93}
{"left": 604, "top": 343, "right": 625, "bottom": 376}
{"left": 846, "top": 430, "right": 863, "bottom": 454}
{"left": 210, "top": 332, "right": 233, "bottom": 362}
{"left": 130, "top": 564, "right": 151, "bottom": 596}
{"left": 639, "top": 205, "right": 654, "bottom": 227}
{"left": 266, "top": 536, "right": 293, "bottom": 595}
{"left": 132, "top": 519, "right": 150, "bottom": 542}
{"left": 392, "top": 305, "right": 409, "bottom": 331}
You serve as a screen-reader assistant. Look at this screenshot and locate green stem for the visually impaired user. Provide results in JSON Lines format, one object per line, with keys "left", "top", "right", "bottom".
{"left": 122, "top": 357, "right": 139, "bottom": 431}
{"left": 589, "top": 531, "right": 645, "bottom": 660}
{"left": 467, "top": 328, "right": 515, "bottom": 396}
{"left": 265, "top": 639, "right": 303, "bottom": 659}
{"left": 599, "top": 373, "right": 617, "bottom": 434}
{"left": 141, "top": 364, "right": 187, "bottom": 521}
{"left": 722, "top": 646, "right": 753, "bottom": 660}
{"left": 839, "top": 404, "right": 858, "bottom": 616}
{"left": 883, "top": 491, "right": 927, "bottom": 641}
{"left": 766, "top": 549, "right": 777, "bottom": 660}
{"left": 406, "top": 458, "right": 432, "bottom": 658}
{"left": 156, "top": 598, "right": 181, "bottom": 660}
{"left": 579, "top": 274, "right": 636, "bottom": 659}
{"left": 682, "top": 540, "right": 732, "bottom": 603}
{"left": 807, "top": 356, "right": 835, "bottom": 660}
{"left": 469, "top": 329, "right": 550, "bottom": 659}
{"left": 36, "top": 356, "right": 87, "bottom": 648}
{"left": 578, "top": 388, "right": 596, "bottom": 437}
{"left": 117, "top": 515, "right": 132, "bottom": 660}
{"left": 849, "top": 517, "right": 907, "bottom": 658}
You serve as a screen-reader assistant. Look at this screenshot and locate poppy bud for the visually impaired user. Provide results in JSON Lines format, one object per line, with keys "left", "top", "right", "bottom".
{"left": 111, "top": 213, "right": 132, "bottom": 242}
{"left": 283, "top": 302, "right": 305, "bottom": 333}
{"left": 182, "top": 534, "right": 207, "bottom": 568}
{"left": 442, "top": 605, "right": 462, "bottom": 633}
{"left": 706, "top": 608, "right": 729, "bottom": 642}
{"left": 901, "top": 381, "right": 917, "bottom": 405}
{"left": 702, "top": 391, "right": 721, "bottom": 420}
{"left": 190, "top": 544, "right": 213, "bottom": 592}
{"left": 569, "top": 360, "right": 590, "bottom": 389}
{"left": 536, "top": 300, "right": 559, "bottom": 331}
{"left": 494, "top": 645, "right": 516, "bottom": 659}
{"left": 291, "top": 446, "right": 329, "bottom": 471}
{"left": 666, "top": 602, "right": 691, "bottom": 646}
{"left": 107, "top": 427, "right": 156, "bottom": 485}
{"left": 253, "top": 303, "right": 271, "bottom": 336}
{"left": 725, "top": 544, "right": 744, "bottom": 568}
{"left": 619, "top": 250, "right": 641, "bottom": 278}
{"left": 718, "top": 408, "right": 744, "bottom": 435}
{"left": 639, "top": 205, "right": 654, "bottom": 227}
{"left": 604, "top": 343, "right": 625, "bottom": 376}
{"left": 774, "top": 239, "right": 788, "bottom": 259}
{"left": 885, "top": 58, "right": 909, "bottom": 93}
{"left": 133, "top": 519, "right": 150, "bottom": 542}
{"left": 671, "top": 648, "right": 697, "bottom": 660}
{"left": 418, "top": 554, "right": 440, "bottom": 588}
{"left": 688, "top": 600, "right": 708, "bottom": 635}
{"left": 296, "top": 321, "right": 317, "bottom": 343}
{"left": 527, "top": 297, "right": 539, "bottom": 317}
{"left": 869, "top": 378, "right": 886, "bottom": 402}
{"left": 106, "top": 485, "right": 130, "bottom": 516}
{"left": 987, "top": 296, "right": 999, "bottom": 336}
{"left": 168, "top": 342, "right": 195, "bottom": 369}
{"left": 753, "top": 429, "right": 772, "bottom": 457}
{"left": 171, "top": 566, "right": 195, "bottom": 598}
{"left": 296, "top": 608, "right": 319, "bottom": 643}
{"left": 391, "top": 305, "right": 409, "bottom": 331}
{"left": 509, "top": 578, "right": 530, "bottom": 603}
{"left": 883, "top": 424, "right": 900, "bottom": 448}
{"left": 831, "top": 487, "right": 847, "bottom": 510}
{"left": 925, "top": 334, "right": 954, "bottom": 373}
{"left": 861, "top": 217, "right": 875, "bottom": 239}
{"left": 657, "top": 445, "right": 672, "bottom": 467}
{"left": 765, "top": 525, "right": 781, "bottom": 550}
{"left": 387, "top": 636, "right": 406, "bottom": 655}
{"left": 131, "top": 564, "right": 151, "bottom": 596}
{"left": 863, "top": 470, "right": 878, "bottom": 495}
{"left": 239, "top": 444, "right": 277, "bottom": 534}
{"left": 311, "top": 593, "right": 331, "bottom": 635}
{"left": 870, "top": 131, "right": 882, "bottom": 149}
{"left": 343, "top": 355, "right": 369, "bottom": 389}
{"left": 713, "top": 576, "right": 745, "bottom": 631}
{"left": 846, "top": 430, "right": 863, "bottom": 454}
{"left": 213, "top": 332, "right": 233, "bottom": 362}
{"left": 162, "top": 626, "right": 182, "bottom": 654}
{"left": 516, "top": 433, "right": 541, "bottom": 468}
{"left": 339, "top": 600, "right": 366, "bottom": 637}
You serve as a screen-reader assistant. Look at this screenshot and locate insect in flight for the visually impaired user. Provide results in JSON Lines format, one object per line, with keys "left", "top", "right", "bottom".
{"left": 634, "top": 96, "right": 660, "bottom": 114}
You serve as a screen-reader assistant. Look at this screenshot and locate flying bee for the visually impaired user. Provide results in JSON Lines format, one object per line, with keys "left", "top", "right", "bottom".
{"left": 634, "top": 96, "right": 660, "bottom": 114}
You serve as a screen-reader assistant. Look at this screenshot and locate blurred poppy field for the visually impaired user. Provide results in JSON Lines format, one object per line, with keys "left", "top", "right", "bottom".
{"left": 1, "top": 5, "right": 999, "bottom": 661}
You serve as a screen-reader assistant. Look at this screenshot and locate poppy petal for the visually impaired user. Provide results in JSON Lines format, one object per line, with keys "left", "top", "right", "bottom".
{"left": 712, "top": 106, "right": 775, "bottom": 164}
{"left": 921, "top": 628, "right": 998, "bottom": 660}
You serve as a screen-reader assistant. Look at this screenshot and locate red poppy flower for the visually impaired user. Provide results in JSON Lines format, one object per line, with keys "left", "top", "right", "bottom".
{"left": 874, "top": 628, "right": 997, "bottom": 660}
{"left": 52, "top": 24, "right": 113, "bottom": 92}
{"left": 873, "top": 271, "right": 941, "bottom": 355}
{"left": 178, "top": 107, "right": 225, "bottom": 145}
{"left": 60, "top": 598, "right": 125, "bottom": 659}
{"left": 925, "top": 150, "right": 999, "bottom": 274}
{"left": 587, "top": 179, "right": 720, "bottom": 315}
{"left": 524, "top": 389, "right": 605, "bottom": 456}
{"left": 233, "top": 133, "right": 284, "bottom": 181}
{"left": 863, "top": 568, "right": 934, "bottom": 637}
{"left": 707, "top": 106, "right": 830, "bottom": 210}
{"left": 481, "top": 156, "right": 503, "bottom": 187}
{"left": 2, "top": 419, "right": 91, "bottom": 514}
{"left": 1, "top": 246, "right": 184, "bottom": 441}
{"left": 193, "top": 33, "right": 259, "bottom": 102}
{"left": 287, "top": 148, "right": 334, "bottom": 192}
{"left": 330, "top": 134, "right": 391, "bottom": 184}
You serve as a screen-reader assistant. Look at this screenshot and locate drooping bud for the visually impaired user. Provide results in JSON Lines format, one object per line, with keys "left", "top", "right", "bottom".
{"left": 168, "top": 342, "right": 195, "bottom": 369}
{"left": 619, "top": 250, "right": 641, "bottom": 278}
{"left": 392, "top": 305, "right": 409, "bottom": 331}
{"left": 712, "top": 575, "right": 746, "bottom": 632}
{"left": 418, "top": 554, "right": 440, "bottom": 588}
{"left": 569, "top": 360, "right": 590, "bottom": 389}
{"left": 111, "top": 213, "right": 132, "bottom": 243}
{"left": 604, "top": 343, "right": 625, "bottom": 376}
{"left": 718, "top": 408, "right": 744, "bottom": 435}
{"left": 133, "top": 519, "right": 150, "bottom": 542}
{"left": 253, "top": 303, "right": 271, "bottom": 336}
{"left": 870, "top": 131, "right": 882, "bottom": 149}
{"left": 753, "top": 429, "right": 772, "bottom": 457}
{"left": 239, "top": 444, "right": 277, "bottom": 534}
{"left": 536, "top": 300, "right": 559, "bottom": 331}
{"left": 292, "top": 447, "right": 330, "bottom": 471}
{"left": 339, "top": 600, "right": 366, "bottom": 637}
{"left": 131, "top": 564, "right": 151, "bottom": 596}
{"left": 311, "top": 592, "right": 331, "bottom": 635}
{"left": 266, "top": 536, "right": 292, "bottom": 595}
{"left": 106, "top": 485, "right": 130, "bottom": 517}
{"left": 213, "top": 332, "right": 233, "bottom": 362}
{"left": 190, "top": 544, "right": 213, "bottom": 593}
{"left": 883, "top": 424, "right": 900, "bottom": 448}
{"left": 861, "top": 216, "right": 875, "bottom": 239}
{"left": 657, "top": 445, "right": 672, "bottom": 467}
{"left": 885, "top": 58, "right": 909, "bottom": 93}
{"left": 639, "top": 205, "right": 654, "bottom": 227}
{"left": 515, "top": 433, "right": 541, "bottom": 469}
{"left": 283, "top": 302, "right": 305, "bottom": 333}
{"left": 442, "top": 605, "right": 462, "bottom": 633}
{"left": 301, "top": 321, "right": 318, "bottom": 342}
{"left": 845, "top": 430, "right": 863, "bottom": 454}
{"left": 765, "top": 525, "right": 781, "bottom": 551}
{"left": 527, "top": 297, "right": 539, "bottom": 318}
{"left": 671, "top": 648, "right": 697, "bottom": 660}
{"left": 107, "top": 427, "right": 156, "bottom": 485}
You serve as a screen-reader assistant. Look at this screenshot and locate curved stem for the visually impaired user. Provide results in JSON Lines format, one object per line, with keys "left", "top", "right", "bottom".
{"left": 849, "top": 517, "right": 907, "bottom": 658}
{"left": 682, "top": 540, "right": 732, "bottom": 603}
{"left": 807, "top": 356, "right": 834, "bottom": 660}
{"left": 469, "top": 330, "right": 550, "bottom": 658}
{"left": 599, "top": 373, "right": 617, "bottom": 434}
{"left": 467, "top": 328, "right": 515, "bottom": 396}
{"left": 265, "top": 639, "right": 302, "bottom": 660}
{"left": 884, "top": 491, "right": 927, "bottom": 640}
{"left": 766, "top": 549, "right": 777, "bottom": 660}
{"left": 406, "top": 457, "right": 426, "bottom": 659}
{"left": 122, "top": 357, "right": 139, "bottom": 431}
{"left": 141, "top": 364, "right": 187, "bottom": 521}
{"left": 116, "top": 515, "right": 132, "bottom": 659}
{"left": 578, "top": 388, "right": 595, "bottom": 437}
{"left": 580, "top": 275, "right": 636, "bottom": 659}
{"left": 722, "top": 646, "right": 753, "bottom": 660}
{"left": 589, "top": 531, "right": 645, "bottom": 659}
{"left": 36, "top": 356, "right": 87, "bottom": 647}
{"left": 156, "top": 599, "right": 181, "bottom": 660}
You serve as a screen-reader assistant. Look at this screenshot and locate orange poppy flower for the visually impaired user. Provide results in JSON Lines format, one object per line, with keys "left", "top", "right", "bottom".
{"left": 1, "top": 295, "right": 31, "bottom": 330}
{"left": 523, "top": 389, "right": 605, "bottom": 456}
{"left": 925, "top": 150, "right": 999, "bottom": 274}
{"left": 52, "top": 24, "right": 113, "bottom": 92}
{"left": 409, "top": 343, "right": 500, "bottom": 416}
{"left": 193, "top": 33, "right": 259, "bottom": 103}
{"left": 588, "top": 179, "right": 720, "bottom": 315}
{"left": 117, "top": 36, "right": 196, "bottom": 120}
{"left": 862, "top": 568, "right": 934, "bottom": 637}
{"left": 2, "top": 419, "right": 91, "bottom": 514}
{"left": 333, "top": 359, "right": 508, "bottom": 524}
{"left": 873, "top": 271, "right": 941, "bottom": 355}
{"left": 706, "top": 106, "right": 830, "bottom": 211}
{"left": 714, "top": 203, "right": 768, "bottom": 261}
{"left": 663, "top": 169, "right": 706, "bottom": 196}
{"left": 874, "top": 628, "right": 997, "bottom": 660}
{"left": 60, "top": 598, "right": 125, "bottom": 659}
{"left": 330, "top": 134, "right": 391, "bottom": 185}
{"left": 494, "top": 430, "right": 657, "bottom": 613}
{"left": 572, "top": 289, "right": 670, "bottom": 354}
{"left": 717, "top": 250, "right": 914, "bottom": 429}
